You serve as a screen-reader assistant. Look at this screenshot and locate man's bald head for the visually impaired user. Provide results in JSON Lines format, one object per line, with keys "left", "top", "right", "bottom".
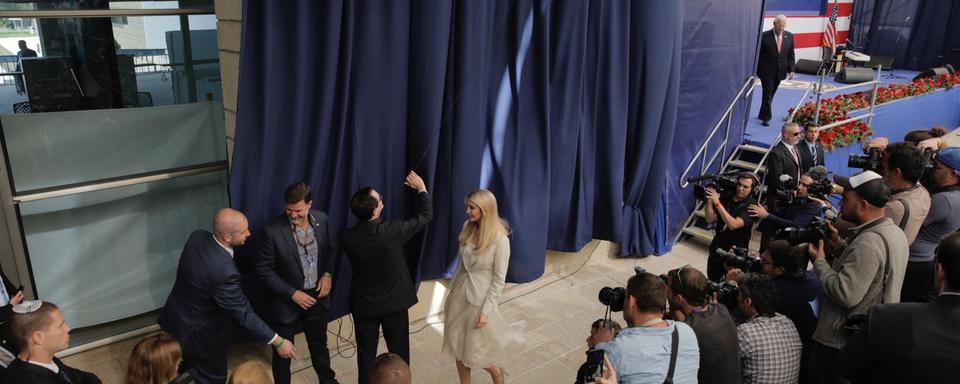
{"left": 370, "top": 353, "right": 411, "bottom": 384}
{"left": 213, "top": 208, "right": 250, "bottom": 247}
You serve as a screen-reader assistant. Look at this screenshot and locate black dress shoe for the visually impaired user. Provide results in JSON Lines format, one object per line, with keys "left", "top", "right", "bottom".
{"left": 762, "top": 120, "right": 770, "bottom": 126}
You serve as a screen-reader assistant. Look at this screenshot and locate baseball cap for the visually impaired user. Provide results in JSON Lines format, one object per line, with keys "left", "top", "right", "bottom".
{"left": 834, "top": 170, "right": 891, "bottom": 207}
{"left": 937, "top": 147, "right": 960, "bottom": 172}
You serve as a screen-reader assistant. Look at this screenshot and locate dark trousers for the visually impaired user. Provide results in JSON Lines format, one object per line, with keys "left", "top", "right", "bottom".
{"left": 901, "top": 259, "right": 936, "bottom": 303}
{"left": 758, "top": 75, "right": 780, "bottom": 121}
{"left": 807, "top": 342, "right": 849, "bottom": 384}
{"left": 182, "top": 351, "right": 228, "bottom": 384}
{"left": 272, "top": 290, "right": 337, "bottom": 384}
{"left": 354, "top": 309, "right": 410, "bottom": 384}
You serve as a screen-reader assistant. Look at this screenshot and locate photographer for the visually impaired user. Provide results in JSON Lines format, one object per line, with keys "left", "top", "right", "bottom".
{"left": 904, "top": 147, "right": 960, "bottom": 302}
{"left": 880, "top": 143, "right": 931, "bottom": 245}
{"left": 728, "top": 240, "right": 821, "bottom": 382}
{"left": 749, "top": 172, "right": 825, "bottom": 252}
{"left": 735, "top": 273, "right": 803, "bottom": 384}
{"left": 665, "top": 266, "right": 741, "bottom": 384}
{"left": 805, "top": 171, "right": 909, "bottom": 384}
{"left": 592, "top": 272, "right": 700, "bottom": 384}
{"left": 705, "top": 172, "right": 759, "bottom": 280}
{"left": 837, "top": 232, "right": 960, "bottom": 383}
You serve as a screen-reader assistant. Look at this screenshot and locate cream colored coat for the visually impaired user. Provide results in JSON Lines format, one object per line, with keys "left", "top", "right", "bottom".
{"left": 448, "top": 235, "right": 510, "bottom": 315}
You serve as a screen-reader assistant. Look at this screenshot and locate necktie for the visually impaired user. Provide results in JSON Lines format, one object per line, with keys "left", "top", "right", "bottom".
{"left": 777, "top": 33, "right": 782, "bottom": 53}
{"left": 810, "top": 143, "right": 816, "bottom": 158}
{"left": 789, "top": 145, "right": 801, "bottom": 179}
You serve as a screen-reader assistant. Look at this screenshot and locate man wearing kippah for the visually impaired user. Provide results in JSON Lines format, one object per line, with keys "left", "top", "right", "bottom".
{"left": 904, "top": 147, "right": 960, "bottom": 302}
{"left": 2, "top": 301, "right": 101, "bottom": 383}
{"left": 804, "top": 171, "right": 909, "bottom": 384}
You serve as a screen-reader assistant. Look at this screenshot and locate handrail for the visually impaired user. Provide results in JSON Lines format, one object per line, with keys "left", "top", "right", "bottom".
{"left": 786, "top": 82, "right": 816, "bottom": 123}
{"left": 819, "top": 80, "right": 880, "bottom": 95}
{"left": 679, "top": 76, "right": 756, "bottom": 188}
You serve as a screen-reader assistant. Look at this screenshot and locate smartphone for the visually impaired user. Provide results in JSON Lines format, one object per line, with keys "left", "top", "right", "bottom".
{"left": 585, "top": 349, "right": 604, "bottom": 382}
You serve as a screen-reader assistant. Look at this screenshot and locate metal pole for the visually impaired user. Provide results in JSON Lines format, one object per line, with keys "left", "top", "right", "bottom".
{"left": 867, "top": 64, "right": 882, "bottom": 127}
{"left": 813, "top": 66, "right": 827, "bottom": 124}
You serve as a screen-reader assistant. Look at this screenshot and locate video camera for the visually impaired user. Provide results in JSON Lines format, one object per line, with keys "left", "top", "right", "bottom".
{"left": 714, "top": 247, "right": 762, "bottom": 273}
{"left": 689, "top": 170, "right": 742, "bottom": 200}
{"left": 848, "top": 147, "right": 882, "bottom": 171}
{"left": 775, "top": 175, "right": 798, "bottom": 205}
{"left": 922, "top": 148, "right": 936, "bottom": 170}
{"left": 776, "top": 216, "right": 830, "bottom": 245}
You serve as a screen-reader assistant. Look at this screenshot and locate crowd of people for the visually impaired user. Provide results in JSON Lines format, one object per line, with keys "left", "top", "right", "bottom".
{"left": 586, "top": 125, "right": 960, "bottom": 384}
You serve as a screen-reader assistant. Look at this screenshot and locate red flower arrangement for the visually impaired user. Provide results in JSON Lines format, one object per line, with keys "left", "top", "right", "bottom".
{"left": 788, "top": 72, "right": 960, "bottom": 151}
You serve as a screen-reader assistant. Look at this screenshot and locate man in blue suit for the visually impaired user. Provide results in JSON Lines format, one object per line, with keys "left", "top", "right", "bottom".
{"left": 159, "top": 208, "right": 296, "bottom": 384}
{"left": 255, "top": 182, "right": 338, "bottom": 384}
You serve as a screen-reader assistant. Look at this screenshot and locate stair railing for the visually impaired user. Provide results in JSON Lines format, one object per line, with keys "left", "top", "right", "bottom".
{"left": 679, "top": 76, "right": 757, "bottom": 189}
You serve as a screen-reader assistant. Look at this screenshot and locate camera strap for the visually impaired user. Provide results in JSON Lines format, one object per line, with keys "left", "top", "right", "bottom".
{"left": 663, "top": 325, "right": 680, "bottom": 384}
{"left": 893, "top": 198, "right": 910, "bottom": 231}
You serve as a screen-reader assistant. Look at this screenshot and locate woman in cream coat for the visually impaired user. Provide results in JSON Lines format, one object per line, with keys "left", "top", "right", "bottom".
{"left": 443, "top": 190, "right": 523, "bottom": 384}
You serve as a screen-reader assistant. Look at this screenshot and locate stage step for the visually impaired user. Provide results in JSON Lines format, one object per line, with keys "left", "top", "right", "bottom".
{"left": 739, "top": 144, "right": 769, "bottom": 154}
{"left": 694, "top": 209, "right": 705, "bottom": 218}
{"left": 681, "top": 226, "right": 714, "bottom": 243}
{"left": 727, "top": 159, "right": 766, "bottom": 173}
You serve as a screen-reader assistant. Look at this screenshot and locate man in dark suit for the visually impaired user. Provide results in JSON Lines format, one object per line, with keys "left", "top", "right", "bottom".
{"left": 339, "top": 171, "right": 433, "bottom": 384}
{"left": 3, "top": 301, "right": 101, "bottom": 384}
{"left": 798, "top": 123, "right": 826, "bottom": 173}
{"left": 757, "top": 15, "right": 796, "bottom": 126}
{"left": 14, "top": 40, "right": 37, "bottom": 95}
{"left": 159, "top": 208, "right": 295, "bottom": 384}
{"left": 765, "top": 122, "right": 803, "bottom": 209}
{"left": 255, "top": 182, "right": 337, "bottom": 384}
{"left": 837, "top": 231, "right": 960, "bottom": 383}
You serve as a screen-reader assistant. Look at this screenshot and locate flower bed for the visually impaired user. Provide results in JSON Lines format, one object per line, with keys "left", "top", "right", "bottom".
{"left": 788, "top": 72, "right": 960, "bottom": 151}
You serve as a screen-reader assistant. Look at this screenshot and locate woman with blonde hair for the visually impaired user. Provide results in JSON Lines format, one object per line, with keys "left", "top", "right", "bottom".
{"left": 126, "top": 332, "right": 184, "bottom": 384}
{"left": 443, "top": 189, "right": 523, "bottom": 384}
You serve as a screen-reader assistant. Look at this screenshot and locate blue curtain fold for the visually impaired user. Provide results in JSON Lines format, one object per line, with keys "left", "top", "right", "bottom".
{"left": 850, "top": 0, "right": 960, "bottom": 70}
{"left": 657, "top": 0, "right": 765, "bottom": 254}
{"left": 232, "top": 0, "right": 684, "bottom": 318}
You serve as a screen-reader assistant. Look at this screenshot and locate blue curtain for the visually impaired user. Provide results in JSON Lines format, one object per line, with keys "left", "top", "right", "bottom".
{"left": 850, "top": 0, "right": 960, "bottom": 70}
{"left": 231, "top": 0, "right": 683, "bottom": 317}
{"left": 658, "top": 0, "right": 765, "bottom": 254}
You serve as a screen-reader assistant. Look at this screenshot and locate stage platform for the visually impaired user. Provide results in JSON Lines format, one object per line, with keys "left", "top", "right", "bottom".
{"left": 743, "top": 68, "right": 960, "bottom": 177}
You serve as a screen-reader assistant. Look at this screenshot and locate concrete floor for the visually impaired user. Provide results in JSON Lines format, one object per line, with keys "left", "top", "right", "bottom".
{"left": 63, "top": 239, "right": 710, "bottom": 383}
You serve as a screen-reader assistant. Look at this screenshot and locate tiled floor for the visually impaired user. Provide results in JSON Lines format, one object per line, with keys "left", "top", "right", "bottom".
{"left": 64, "top": 240, "right": 710, "bottom": 383}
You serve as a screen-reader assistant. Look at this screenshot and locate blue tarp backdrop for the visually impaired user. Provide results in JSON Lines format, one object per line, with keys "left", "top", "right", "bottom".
{"left": 231, "top": 0, "right": 684, "bottom": 317}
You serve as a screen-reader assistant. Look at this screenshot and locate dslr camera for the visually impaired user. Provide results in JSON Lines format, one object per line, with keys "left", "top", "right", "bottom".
{"left": 598, "top": 266, "right": 649, "bottom": 312}
{"left": 848, "top": 147, "right": 882, "bottom": 171}
{"left": 689, "top": 170, "right": 742, "bottom": 201}
{"left": 707, "top": 280, "right": 740, "bottom": 310}
{"left": 714, "top": 247, "right": 761, "bottom": 273}
{"left": 776, "top": 216, "right": 830, "bottom": 245}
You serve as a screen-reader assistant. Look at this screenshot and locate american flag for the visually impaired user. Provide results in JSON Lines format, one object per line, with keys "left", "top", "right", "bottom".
{"left": 823, "top": 0, "right": 839, "bottom": 55}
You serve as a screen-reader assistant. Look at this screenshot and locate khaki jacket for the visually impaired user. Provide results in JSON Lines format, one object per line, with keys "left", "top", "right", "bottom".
{"left": 449, "top": 235, "right": 510, "bottom": 315}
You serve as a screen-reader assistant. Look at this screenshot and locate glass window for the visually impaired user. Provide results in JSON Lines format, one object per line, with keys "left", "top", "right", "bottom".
{"left": 0, "top": 14, "right": 219, "bottom": 114}
{"left": 0, "top": 1, "right": 214, "bottom": 11}
{"left": 20, "top": 171, "right": 228, "bottom": 328}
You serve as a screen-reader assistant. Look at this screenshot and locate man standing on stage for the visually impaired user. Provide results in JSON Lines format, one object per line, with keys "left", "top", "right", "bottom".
{"left": 255, "top": 182, "right": 338, "bottom": 384}
{"left": 757, "top": 14, "right": 796, "bottom": 126}
{"left": 339, "top": 171, "right": 433, "bottom": 384}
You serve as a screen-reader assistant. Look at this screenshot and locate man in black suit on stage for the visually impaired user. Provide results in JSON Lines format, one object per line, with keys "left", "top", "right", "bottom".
{"left": 339, "top": 171, "right": 433, "bottom": 384}
{"left": 765, "top": 122, "right": 804, "bottom": 209}
{"left": 757, "top": 14, "right": 796, "bottom": 126}
{"left": 159, "top": 208, "right": 296, "bottom": 384}
{"left": 837, "top": 231, "right": 960, "bottom": 383}
{"left": 255, "top": 182, "right": 338, "bottom": 384}
{"left": 798, "top": 123, "right": 826, "bottom": 173}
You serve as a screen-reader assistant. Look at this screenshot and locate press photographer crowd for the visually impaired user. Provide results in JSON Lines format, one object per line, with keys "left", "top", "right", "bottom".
{"left": 578, "top": 124, "right": 960, "bottom": 384}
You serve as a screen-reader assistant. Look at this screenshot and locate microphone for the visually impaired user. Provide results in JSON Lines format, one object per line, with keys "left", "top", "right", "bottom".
{"left": 779, "top": 174, "right": 794, "bottom": 183}
{"left": 807, "top": 166, "right": 829, "bottom": 181}
{"left": 687, "top": 174, "right": 716, "bottom": 183}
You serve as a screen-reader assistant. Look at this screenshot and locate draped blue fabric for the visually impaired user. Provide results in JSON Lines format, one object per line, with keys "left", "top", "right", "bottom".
{"left": 231, "top": 0, "right": 683, "bottom": 317}
{"left": 850, "top": 0, "right": 960, "bottom": 70}
{"left": 658, "top": 0, "right": 765, "bottom": 254}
